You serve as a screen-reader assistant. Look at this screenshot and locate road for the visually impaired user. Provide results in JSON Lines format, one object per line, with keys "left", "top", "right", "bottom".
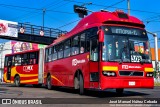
{"left": 0, "top": 83, "right": 160, "bottom": 107}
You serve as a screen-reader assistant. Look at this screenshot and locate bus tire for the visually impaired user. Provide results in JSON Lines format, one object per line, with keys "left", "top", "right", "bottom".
{"left": 14, "top": 75, "right": 20, "bottom": 87}
{"left": 116, "top": 88, "right": 124, "bottom": 95}
{"left": 74, "top": 77, "right": 79, "bottom": 89}
{"left": 47, "top": 75, "right": 52, "bottom": 90}
{"left": 79, "top": 74, "right": 84, "bottom": 95}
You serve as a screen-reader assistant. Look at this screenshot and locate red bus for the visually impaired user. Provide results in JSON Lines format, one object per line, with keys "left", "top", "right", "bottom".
{"left": 3, "top": 49, "right": 44, "bottom": 87}
{"left": 44, "top": 10, "right": 154, "bottom": 94}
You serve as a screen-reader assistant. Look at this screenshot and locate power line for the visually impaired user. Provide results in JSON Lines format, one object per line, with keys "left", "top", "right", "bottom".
{"left": 15, "top": 12, "right": 42, "bottom": 22}
{"left": 11, "top": 11, "right": 41, "bottom": 21}
{"left": 13, "top": 1, "right": 73, "bottom": 23}
{"left": 143, "top": 15, "right": 160, "bottom": 23}
{"left": 0, "top": 3, "right": 74, "bottom": 14}
{"left": 104, "top": 0, "right": 125, "bottom": 9}
{"left": 0, "top": 1, "right": 160, "bottom": 15}
{"left": 45, "top": 14, "right": 66, "bottom": 23}
{"left": 43, "top": 0, "right": 64, "bottom": 9}
{"left": 151, "top": 31, "right": 160, "bottom": 33}
{"left": 57, "top": 19, "right": 80, "bottom": 28}
{"left": 0, "top": 3, "right": 41, "bottom": 11}
{"left": 1, "top": 1, "right": 160, "bottom": 16}
{"left": 57, "top": 0, "right": 125, "bottom": 29}
{"left": 49, "top": 1, "right": 71, "bottom": 10}
{"left": 64, "top": 0, "right": 160, "bottom": 14}
{"left": 143, "top": 15, "right": 160, "bottom": 21}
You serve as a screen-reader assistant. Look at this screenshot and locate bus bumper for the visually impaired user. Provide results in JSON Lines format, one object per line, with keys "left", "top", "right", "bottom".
{"left": 100, "top": 77, "right": 154, "bottom": 90}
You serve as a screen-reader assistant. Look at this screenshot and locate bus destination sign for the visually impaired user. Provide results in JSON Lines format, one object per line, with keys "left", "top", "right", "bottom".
{"left": 111, "top": 27, "right": 142, "bottom": 36}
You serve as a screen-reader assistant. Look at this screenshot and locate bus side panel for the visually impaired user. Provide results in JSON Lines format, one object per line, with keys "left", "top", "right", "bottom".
{"left": 45, "top": 53, "right": 90, "bottom": 88}
{"left": 14, "top": 65, "right": 39, "bottom": 85}
{"left": 49, "top": 59, "right": 69, "bottom": 87}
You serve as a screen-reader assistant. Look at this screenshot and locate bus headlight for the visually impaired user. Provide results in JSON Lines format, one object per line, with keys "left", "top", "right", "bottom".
{"left": 146, "top": 72, "right": 153, "bottom": 77}
{"left": 102, "top": 71, "right": 116, "bottom": 77}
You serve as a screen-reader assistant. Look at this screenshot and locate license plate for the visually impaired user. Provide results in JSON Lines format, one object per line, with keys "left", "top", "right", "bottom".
{"left": 129, "top": 81, "right": 135, "bottom": 86}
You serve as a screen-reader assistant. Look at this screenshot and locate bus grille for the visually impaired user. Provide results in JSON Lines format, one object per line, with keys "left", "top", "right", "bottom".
{"left": 119, "top": 71, "right": 143, "bottom": 77}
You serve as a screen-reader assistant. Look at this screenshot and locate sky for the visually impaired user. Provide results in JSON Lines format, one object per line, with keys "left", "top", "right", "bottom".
{"left": 0, "top": 0, "right": 160, "bottom": 47}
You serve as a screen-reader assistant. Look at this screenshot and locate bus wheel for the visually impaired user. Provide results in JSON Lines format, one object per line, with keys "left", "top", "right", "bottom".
{"left": 116, "top": 88, "right": 124, "bottom": 95}
{"left": 14, "top": 76, "right": 20, "bottom": 87}
{"left": 47, "top": 75, "right": 52, "bottom": 90}
{"left": 79, "top": 74, "right": 84, "bottom": 95}
{"left": 74, "top": 77, "right": 79, "bottom": 89}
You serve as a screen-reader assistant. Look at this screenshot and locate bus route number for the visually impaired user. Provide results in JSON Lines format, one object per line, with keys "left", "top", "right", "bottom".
{"left": 131, "top": 55, "right": 142, "bottom": 62}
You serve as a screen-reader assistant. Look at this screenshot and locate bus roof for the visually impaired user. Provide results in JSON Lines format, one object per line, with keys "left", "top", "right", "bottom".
{"left": 51, "top": 10, "right": 145, "bottom": 46}
{"left": 5, "top": 49, "right": 40, "bottom": 56}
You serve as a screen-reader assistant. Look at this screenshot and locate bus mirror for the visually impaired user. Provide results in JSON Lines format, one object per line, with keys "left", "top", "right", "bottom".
{"left": 98, "top": 29, "right": 104, "bottom": 42}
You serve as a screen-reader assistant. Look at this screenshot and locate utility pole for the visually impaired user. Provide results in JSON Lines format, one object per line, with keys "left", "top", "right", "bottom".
{"left": 147, "top": 31, "right": 159, "bottom": 78}
{"left": 42, "top": 8, "right": 46, "bottom": 30}
{"left": 127, "top": 0, "right": 130, "bottom": 15}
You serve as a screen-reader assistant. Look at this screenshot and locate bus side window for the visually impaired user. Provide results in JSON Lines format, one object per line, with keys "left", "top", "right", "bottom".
{"left": 29, "top": 59, "right": 33, "bottom": 64}
{"left": 22, "top": 54, "right": 28, "bottom": 65}
{"left": 88, "top": 27, "right": 98, "bottom": 61}
{"left": 90, "top": 38, "right": 98, "bottom": 61}
{"left": 29, "top": 52, "right": 37, "bottom": 65}
{"left": 4, "top": 57, "right": 8, "bottom": 67}
{"left": 86, "top": 35, "right": 90, "bottom": 52}
{"left": 15, "top": 55, "right": 21, "bottom": 66}
{"left": 64, "top": 39, "right": 71, "bottom": 57}
{"left": 12, "top": 56, "right": 15, "bottom": 66}
{"left": 45, "top": 48, "right": 49, "bottom": 62}
{"left": 48, "top": 47, "right": 52, "bottom": 62}
{"left": 33, "top": 59, "right": 36, "bottom": 64}
{"left": 8, "top": 61, "right": 12, "bottom": 66}
{"left": 52, "top": 46, "right": 58, "bottom": 60}
{"left": 15, "top": 60, "right": 18, "bottom": 66}
{"left": 58, "top": 43, "right": 63, "bottom": 59}
{"left": 72, "top": 35, "right": 79, "bottom": 55}
{"left": 80, "top": 32, "right": 85, "bottom": 53}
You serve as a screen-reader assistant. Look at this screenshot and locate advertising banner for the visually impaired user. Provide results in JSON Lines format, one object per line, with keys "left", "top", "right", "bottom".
{"left": 0, "top": 20, "right": 18, "bottom": 37}
{"left": 11, "top": 41, "right": 46, "bottom": 53}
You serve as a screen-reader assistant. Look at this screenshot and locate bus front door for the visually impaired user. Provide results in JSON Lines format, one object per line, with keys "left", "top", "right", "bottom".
{"left": 7, "top": 59, "right": 12, "bottom": 81}
{"left": 89, "top": 38, "right": 99, "bottom": 89}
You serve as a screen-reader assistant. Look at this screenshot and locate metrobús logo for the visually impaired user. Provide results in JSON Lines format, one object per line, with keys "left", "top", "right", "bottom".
{"left": 122, "top": 65, "right": 141, "bottom": 69}
{"left": 72, "top": 59, "right": 85, "bottom": 66}
{"left": 23, "top": 65, "right": 33, "bottom": 72}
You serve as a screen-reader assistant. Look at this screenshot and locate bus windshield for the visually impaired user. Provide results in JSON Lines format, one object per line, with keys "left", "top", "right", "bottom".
{"left": 102, "top": 26, "right": 152, "bottom": 63}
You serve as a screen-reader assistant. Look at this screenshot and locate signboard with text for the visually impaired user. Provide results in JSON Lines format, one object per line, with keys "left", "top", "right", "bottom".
{"left": 0, "top": 20, "right": 18, "bottom": 37}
